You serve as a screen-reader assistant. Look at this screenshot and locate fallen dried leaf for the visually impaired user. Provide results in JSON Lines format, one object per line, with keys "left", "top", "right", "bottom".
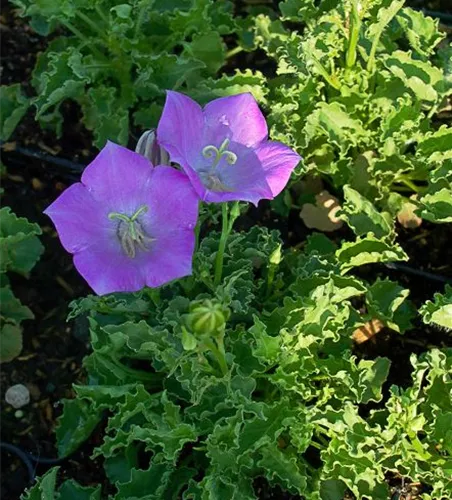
{"left": 300, "top": 190, "right": 343, "bottom": 232}
{"left": 397, "top": 195, "right": 422, "bottom": 229}
{"left": 352, "top": 318, "right": 385, "bottom": 344}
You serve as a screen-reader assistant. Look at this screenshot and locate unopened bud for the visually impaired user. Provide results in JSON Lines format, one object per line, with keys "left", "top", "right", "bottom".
{"left": 186, "top": 299, "right": 230, "bottom": 338}
{"left": 135, "top": 129, "right": 170, "bottom": 166}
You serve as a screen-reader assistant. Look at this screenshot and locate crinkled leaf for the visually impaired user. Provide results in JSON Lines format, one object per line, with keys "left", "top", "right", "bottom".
{"left": 0, "top": 84, "right": 30, "bottom": 140}
{"left": 336, "top": 235, "right": 408, "bottom": 274}
{"left": 366, "top": 279, "right": 415, "bottom": 333}
{"left": 0, "top": 323, "right": 23, "bottom": 363}
{"left": 20, "top": 466, "right": 59, "bottom": 500}
{"left": 418, "top": 188, "right": 452, "bottom": 223}
{"left": 56, "top": 398, "right": 103, "bottom": 457}
{"left": 0, "top": 207, "right": 43, "bottom": 275}
{"left": 420, "top": 285, "right": 452, "bottom": 329}
{"left": 340, "top": 186, "right": 393, "bottom": 239}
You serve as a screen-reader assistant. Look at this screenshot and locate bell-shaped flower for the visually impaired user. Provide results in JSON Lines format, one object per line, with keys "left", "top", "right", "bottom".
{"left": 157, "top": 91, "right": 301, "bottom": 205}
{"left": 44, "top": 142, "right": 199, "bottom": 295}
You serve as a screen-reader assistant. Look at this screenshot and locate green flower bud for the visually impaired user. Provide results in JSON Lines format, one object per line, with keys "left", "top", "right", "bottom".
{"left": 186, "top": 299, "right": 230, "bottom": 338}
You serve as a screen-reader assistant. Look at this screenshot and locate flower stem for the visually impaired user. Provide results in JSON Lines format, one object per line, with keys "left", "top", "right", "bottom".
{"left": 214, "top": 202, "right": 240, "bottom": 286}
{"left": 202, "top": 338, "right": 228, "bottom": 376}
{"left": 226, "top": 46, "right": 244, "bottom": 59}
{"left": 346, "top": 0, "right": 361, "bottom": 69}
{"left": 75, "top": 10, "right": 110, "bottom": 42}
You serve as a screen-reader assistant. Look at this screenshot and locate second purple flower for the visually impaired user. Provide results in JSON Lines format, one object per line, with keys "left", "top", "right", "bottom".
{"left": 157, "top": 91, "right": 301, "bottom": 206}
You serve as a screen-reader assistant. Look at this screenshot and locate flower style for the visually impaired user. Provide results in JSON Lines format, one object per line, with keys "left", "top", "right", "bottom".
{"left": 157, "top": 91, "right": 301, "bottom": 205}
{"left": 44, "top": 142, "right": 199, "bottom": 295}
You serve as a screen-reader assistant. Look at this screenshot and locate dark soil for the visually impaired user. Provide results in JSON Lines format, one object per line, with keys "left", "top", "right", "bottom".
{"left": 1, "top": 1, "right": 451, "bottom": 499}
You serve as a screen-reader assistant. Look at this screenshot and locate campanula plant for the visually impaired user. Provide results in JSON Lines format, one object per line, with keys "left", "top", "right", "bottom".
{"left": 255, "top": 0, "right": 452, "bottom": 225}
{"left": 3, "top": 0, "right": 264, "bottom": 147}
{"left": 32, "top": 84, "right": 452, "bottom": 500}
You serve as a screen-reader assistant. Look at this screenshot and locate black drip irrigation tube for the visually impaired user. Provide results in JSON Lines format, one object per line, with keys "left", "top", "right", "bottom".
{"left": 413, "top": 8, "right": 452, "bottom": 26}
{"left": 1, "top": 141, "right": 85, "bottom": 181}
{"left": 0, "top": 441, "right": 65, "bottom": 483}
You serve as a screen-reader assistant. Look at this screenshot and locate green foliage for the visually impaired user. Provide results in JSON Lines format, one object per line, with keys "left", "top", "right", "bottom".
{"left": 258, "top": 0, "right": 451, "bottom": 237}
{"left": 0, "top": 84, "right": 30, "bottom": 141}
{"left": 4, "top": 0, "right": 261, "bottom": 147}
{"left": 21, "top": 466, "right": 102, "bottom": 499}
{"left": 0, "top": 207, "right": 43, "bottom": 362}
{"left": 420, "top": 285, "right": 452, "bottom": 330}
{"left": 43, "top": 223, "right": 450, "bottom": 498}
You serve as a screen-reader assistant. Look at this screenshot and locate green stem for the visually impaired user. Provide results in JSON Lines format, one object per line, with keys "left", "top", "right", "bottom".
{"left": 310, "top": 55, "right": 341, "bottom": 90}
{"left": 75, "top": 10, "right": 110, "bottom": 41}
{"left": 134, "top": 2, "right": 148, "bottom": 39}
{"left": 346, "top": 0, "right": 361, "bottom": 69}
{"left": 214, "top": 204, "right": 229, "bottom": 286}
{"left": 397, "top": 177, "right": 422, "bottom": 194}
{"left": 194, "top": 205, "right": 202, "bottom": 253}
{"left": 62, "top": 21, "right": 107, "bottom": 61}
{"left": 202, "top": 338, "right": 229, "bottom": 376}
{"left": 226, "top": 46, "right": 244, "bottom": 59}
{"left": 214, "top": 202, "right": 240, "bottom": 286}
{"left": 367, "top": 0, "right": 404, "bottom": 73}
{"left": 309, "top": 440, "right": 325, "bottom": 451}
{"left": 95, "top": 4, "right": 110, "bottom": 25}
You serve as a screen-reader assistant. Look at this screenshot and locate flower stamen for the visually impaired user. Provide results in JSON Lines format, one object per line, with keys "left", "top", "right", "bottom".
{"left": 202, "top": 138, "right": 237, "bottom": 172}
{"left": 108, "top": 205, "right": 155, "bottom": 258}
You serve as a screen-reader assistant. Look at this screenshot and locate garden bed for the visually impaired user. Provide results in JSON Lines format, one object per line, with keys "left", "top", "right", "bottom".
{"left": 1, "top": 1, "right": 452, "bottom": 499}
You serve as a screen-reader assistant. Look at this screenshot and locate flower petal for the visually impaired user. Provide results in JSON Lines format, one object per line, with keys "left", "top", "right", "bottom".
{"left": 143, "top": 230, "right": 195, "bottom": 288}
{"left": 81, "top": 141, "right": 154, "bottom": 214}
{"left": 157, "top": 90, "right": 204, "bottom": 167}
{"left": 255, "top": 141, "right": 301, "bottom": 197}
{"left": 44, "top": 183, "right": 112, "bottom": 254}
{"left": 203, "top": 93, "right": 267, "bottom": 148}
{"left": 142, "top": 165, "right": 199, "bottom": 236}
{"left": 73, "top": 242, "right": 147, "bottom": 295}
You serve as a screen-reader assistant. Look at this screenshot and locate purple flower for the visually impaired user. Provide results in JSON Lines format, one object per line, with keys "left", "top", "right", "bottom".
{"left": 157, "top": 91, "right": 301, "bottom": 205}
{"left": 44, "top": 142, "right": 199, "bottom": 295}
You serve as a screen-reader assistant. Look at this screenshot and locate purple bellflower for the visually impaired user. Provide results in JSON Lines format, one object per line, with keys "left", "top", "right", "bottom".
{"left": 44, "top": 142, "right": 199, "bottom": 295}
{"left": 157, "top": 91, "right": 301, "bottom": 205}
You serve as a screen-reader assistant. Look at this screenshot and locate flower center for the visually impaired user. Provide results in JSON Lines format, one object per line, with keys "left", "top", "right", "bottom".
{"left": 202, "top": 138, "right": 237, "bottom": 172}
{"left": 108, "top": 205, "right": 155, "bottom": 259}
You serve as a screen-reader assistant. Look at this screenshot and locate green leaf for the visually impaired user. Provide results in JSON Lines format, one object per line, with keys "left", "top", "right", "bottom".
{"left": 417, "top": 126, "right": 452, "bottom": 163}
{"left": 188, "top": 69, "right": 268, "bottom": 105}
{"left": 56, "top": 398, "right": 103, "bottom": 457}
{"left": 383, "top": 50, "right": 444, "bottom": 102}
{"left": 0, "top": 84, "right": 30, "bottom": 140}
{"left": 366, "top": 279, "right": 415, "bottom": 333}
{"left": 320, "top": 479, "right": 347, "bottom": 500}
{"left": 418, "top": 188, "right": 452, "bottom": 223}
{"left": 0, "top": 286, "right": 34, "bottom": 324}
{"left": 0, "top": 323, "right": 23, "bottom": 363}
{"left": 58, "top": 479, "right": 102, "bottom": 500}
{"left": 340, "top": 186, "right": 393, "bottom": 239}
{"left": 420, "top": 285, "right": 452, "bottom": 329}
{"left": 304, "top": 102, "right": 370, "bottom": 154}
{"left": 21, "top": 466, "right": 59, "bottom": 500}
{"left": 134, "top": 54, "right": 205, "bottom": 100}
{"left": 183, "top": 31, "right": 226, "bottom": 74}
{"left": 80, "top": 86, "right": 130, "bottom": 148}
{"left": 395, "top": 8, "right": 445, "bottom": 58}
{"left": 336, "top": 235, "right": 408, "bottom": 274}
{"left": 0, "top": 207, "right": 43, "bottom": 275}
{"left": 32, "top": 47, "right": 88, "bottom": 117}
{"left": 115, "top": 463, "right": 173, "bottom": 499}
